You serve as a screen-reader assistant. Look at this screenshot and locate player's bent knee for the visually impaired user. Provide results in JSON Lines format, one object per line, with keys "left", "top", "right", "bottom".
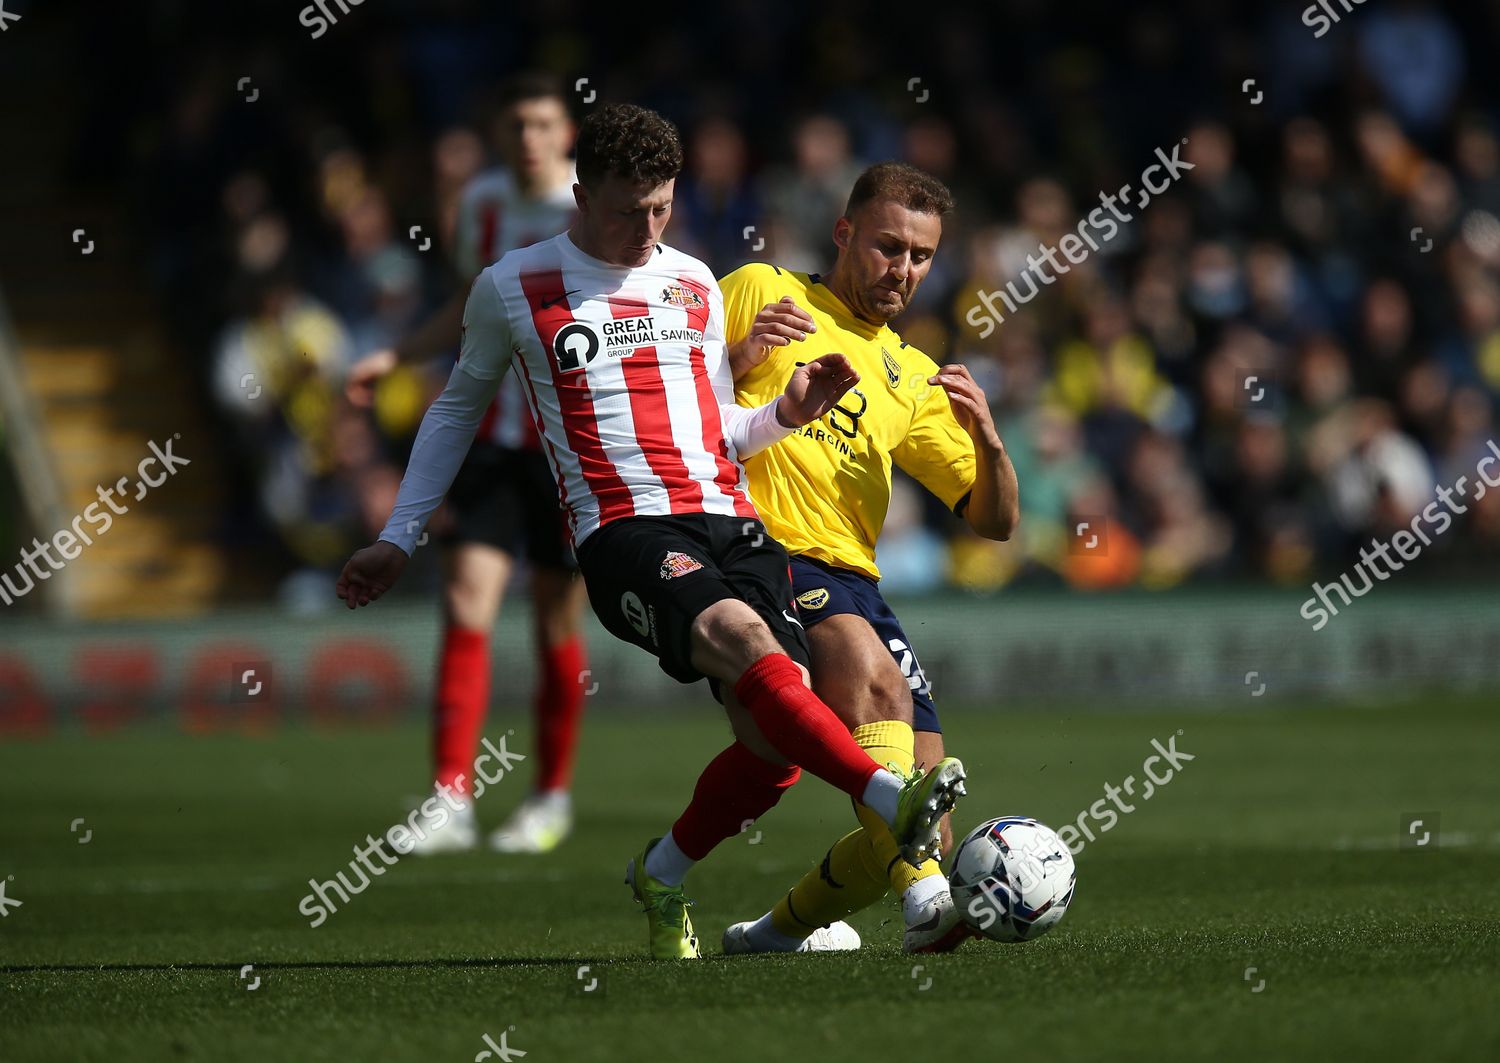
{"left": 688, "top": 599, "right": 782, "bottom": 677}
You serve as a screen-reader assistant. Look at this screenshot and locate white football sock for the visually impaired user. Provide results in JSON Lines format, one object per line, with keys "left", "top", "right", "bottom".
{"left": 643, "top": 831, "right": 695, "bottom": 886}
{"left": 743, "top": 911, "right": 808, "bottom": 951}
{"left": 902, "top": 874, "right": 950, "bottom": 926}
{"left": 861, "top": 769, "right": 903, "bottom": 826}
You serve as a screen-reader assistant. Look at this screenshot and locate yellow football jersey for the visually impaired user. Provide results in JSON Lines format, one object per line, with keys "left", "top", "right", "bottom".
{"left": 723, "top": 263, "right": 977, "bottom": 579}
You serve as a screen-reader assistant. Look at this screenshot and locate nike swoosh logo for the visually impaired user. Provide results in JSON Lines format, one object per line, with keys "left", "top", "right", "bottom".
{"left": 908, "top": 908, "right": 943, "bottom": 932}
{"left": 782, "top": 610, "right": 803, "bottom": 628}
{"left": 540, "top": 289, "right": 580, "bottom": 309}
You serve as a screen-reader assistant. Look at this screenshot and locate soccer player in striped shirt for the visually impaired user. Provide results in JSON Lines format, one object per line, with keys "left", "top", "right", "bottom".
{"left": 347, "top": 73, "right": 588, "bottom": 855}
{"left": 336, "top": 104, "right": 967, "bottom": 958}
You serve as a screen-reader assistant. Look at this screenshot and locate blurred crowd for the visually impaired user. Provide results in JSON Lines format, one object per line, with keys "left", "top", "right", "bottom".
{"left": 104, "top": 0, "right": 1500, "bottom": 599}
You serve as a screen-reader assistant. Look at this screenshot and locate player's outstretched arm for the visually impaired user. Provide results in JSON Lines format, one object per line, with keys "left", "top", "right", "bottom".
{"left": 726, "top": 296, "right": 817, "bottom": 380}
{"left": 714, "top": 352, "right": 857, "bottom": 459}
{"left": 931, "top": 363, "right": 1019, "bottom": 541}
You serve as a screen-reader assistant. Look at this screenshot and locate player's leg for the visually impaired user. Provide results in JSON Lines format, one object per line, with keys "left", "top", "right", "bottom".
{"left": 408, "top": 444, "right": 515, "bottom": 856}
{"left": 684, "top": 519, "right": 960, "bottom": 835}
{"left": 575, "top": 516, "right": 806, "bottom": 957}
{"left": 414, "top": 540, "right": 511, "bottom": 854}
{"left": 635, "top": 527, "right": 964, "bottom": 914}
{"left": 730, "top": 607, "right": 947, "bottom": 952}
{"left": 490, "top": 451, "right": 589, "bottom": 854}
{"left": 914, "top": 729, "right": 954, "bottom": 857}
{"left": 729, "top": 571, "right": 971, "bottom": 953}
{"left": 685, "top": 586, "right": 962, "bottom": 856}
{"left": 579, "top": 516, "right": 962, "bottom": 957}
{"left": 487, "top": 565, "right": 586, "bottom": 852}
{"left": 904, "top": 704, "right": 977, "bottom": 952}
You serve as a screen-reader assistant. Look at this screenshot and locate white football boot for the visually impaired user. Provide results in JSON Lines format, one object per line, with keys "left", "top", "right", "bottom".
{"left": 390, "top": 790, "right": 478, "bottom": 856}
{"left": 488, "top": 791, "right": 573, "bottom": 854}
{"left": 722, "top": 919, "right": 862, "bottom": 954}
{"left": 903, "top": 884, "right": 977, "bottom": 953}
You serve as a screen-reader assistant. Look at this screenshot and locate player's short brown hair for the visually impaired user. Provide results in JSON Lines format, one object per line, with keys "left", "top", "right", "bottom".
{"left": 575, "top": 104, "right": 684, "bottom": 189}
{"left": 844, "top": 162, "right": 955, "bottom": 218}
{"left": 497, "top": 71, "right": 568, "bottom": 109}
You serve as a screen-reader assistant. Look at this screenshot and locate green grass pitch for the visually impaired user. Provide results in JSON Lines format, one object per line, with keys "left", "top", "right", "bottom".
{"left": 2, "top": 694, "right": 1497, "bottom": 1062}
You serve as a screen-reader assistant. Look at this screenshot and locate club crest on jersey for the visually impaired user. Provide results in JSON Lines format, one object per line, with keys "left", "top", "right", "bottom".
{"left": 660, "top": 551, "right": 704, "bottom": 580}
{"left": 796, "top": 588, "right": 830, "bottom": 610}
{"left": 882, "top": 347, "right": 901, "bottom": 387}
{"left": 660, "top": 283, "right": 705, "bottom": 309}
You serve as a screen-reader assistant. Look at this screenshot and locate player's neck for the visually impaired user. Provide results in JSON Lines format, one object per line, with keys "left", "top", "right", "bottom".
{"left": 822, "top": 265, "right": 881, "bottom": 328}
{"left": 566, "top": 225, "right": 623, "bottom": 267}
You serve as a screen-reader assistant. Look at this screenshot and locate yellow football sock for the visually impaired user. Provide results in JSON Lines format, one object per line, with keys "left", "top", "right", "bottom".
{"left": 854, "top": 801, "right": 945, "bottom": 894}
{"left": 848, "top": 720, "right": 943, "bottom": 892}
{"left": 769, "top": 829, "right": 889, "bottom": 937}
{"left": 769, "top": 720, "right": 941, "bottom": 936}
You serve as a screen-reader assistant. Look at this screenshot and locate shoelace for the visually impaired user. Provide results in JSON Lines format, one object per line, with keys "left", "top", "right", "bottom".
{"left": 646, "top": 886, "right": 694, "bottom": 921}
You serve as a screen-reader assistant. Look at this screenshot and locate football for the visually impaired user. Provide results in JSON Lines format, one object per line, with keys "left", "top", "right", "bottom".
{"left": 949, "top": 816, "right": 1077, "bottom": 942}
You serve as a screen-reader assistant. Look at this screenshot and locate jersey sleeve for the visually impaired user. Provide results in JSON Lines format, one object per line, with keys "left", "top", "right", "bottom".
{"left": 377, "top": 273, "right": 513, "bottom": 553}
{"left": 891, "top": 354, "right": 979, "bottom": 515}
{"left": 706, "top": 272, "right": 794, "bottom": 458}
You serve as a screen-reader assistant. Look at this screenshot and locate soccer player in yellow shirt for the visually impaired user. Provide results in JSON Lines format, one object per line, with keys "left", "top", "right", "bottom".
{"left": 719, "top": 162, "right": 1020, "bottom": 953}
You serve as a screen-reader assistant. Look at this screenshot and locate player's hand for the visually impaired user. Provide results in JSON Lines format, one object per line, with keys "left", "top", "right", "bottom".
{"left": 345, "top": 349, "right": 399, "bottom": 407}
{"left": 335, "top": 540, "right": 409, "bottom": 609}
{"left": 727, "top": 297, "right": 817, "bottom": 379}
{"left": 930, "top": 363, "right": 1003, "bottom": 450}
{"left": 777, "top": 353, "right": 859, "bottom": 427}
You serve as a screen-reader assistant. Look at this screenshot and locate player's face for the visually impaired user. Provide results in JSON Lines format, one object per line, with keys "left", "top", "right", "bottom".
{"left": 573, "top": 176, "right": 674, "bottom": 267}
{"left": 832, "top": 200, "right": 942, "bottom": 323}
{"left": 497, "top": 97, "right": 574, "bottom": 180}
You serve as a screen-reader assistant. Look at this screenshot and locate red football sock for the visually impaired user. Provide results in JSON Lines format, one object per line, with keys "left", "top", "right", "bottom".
{"left": 535, "top": 635, "right": 586, "bottom": 793}
{"left": 733, "top": 653, "right": 882, "bottom": 800}
{"left": 670, "top": 741, "right": 801, "bottom": 860}
{"left": 432, "top": 624, "right": 490, "bottom": 796}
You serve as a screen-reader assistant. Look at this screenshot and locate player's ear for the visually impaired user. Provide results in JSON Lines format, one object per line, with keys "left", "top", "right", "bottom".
{"left": 572, "top": 182, "right": 588, "bottom": 214}
{"left": 832, "top": 215, "right": 852, "bottom": 252}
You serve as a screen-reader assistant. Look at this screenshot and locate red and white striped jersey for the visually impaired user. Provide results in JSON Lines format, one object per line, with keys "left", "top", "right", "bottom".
{"left": 451, "top": 167, "right": 576, "bottom": 450}
{"left": 379, "top": 234, "right": 794, "bottom": 552}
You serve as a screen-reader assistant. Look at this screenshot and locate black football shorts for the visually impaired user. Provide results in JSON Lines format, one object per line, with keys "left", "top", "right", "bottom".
{"left": 575, "top": 512, "right": 810, "bottom": 685}
{"left": 442, "top": 442, "right": 576, "bottom": 571}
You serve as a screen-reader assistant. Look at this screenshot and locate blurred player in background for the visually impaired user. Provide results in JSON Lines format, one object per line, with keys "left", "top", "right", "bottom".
{"left": 336, "top": 104, "right": 968, "bottom": 959}
{"left": 716, "top": 163, "right": 1019, "bottom": 954}
{"left": 346, "top": 73, "right": 587, "bottom": 855}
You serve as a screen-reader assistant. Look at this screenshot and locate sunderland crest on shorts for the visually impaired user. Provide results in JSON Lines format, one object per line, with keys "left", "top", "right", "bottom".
{"left": 660, "top": 551, "right": 704, "bottom": 579}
